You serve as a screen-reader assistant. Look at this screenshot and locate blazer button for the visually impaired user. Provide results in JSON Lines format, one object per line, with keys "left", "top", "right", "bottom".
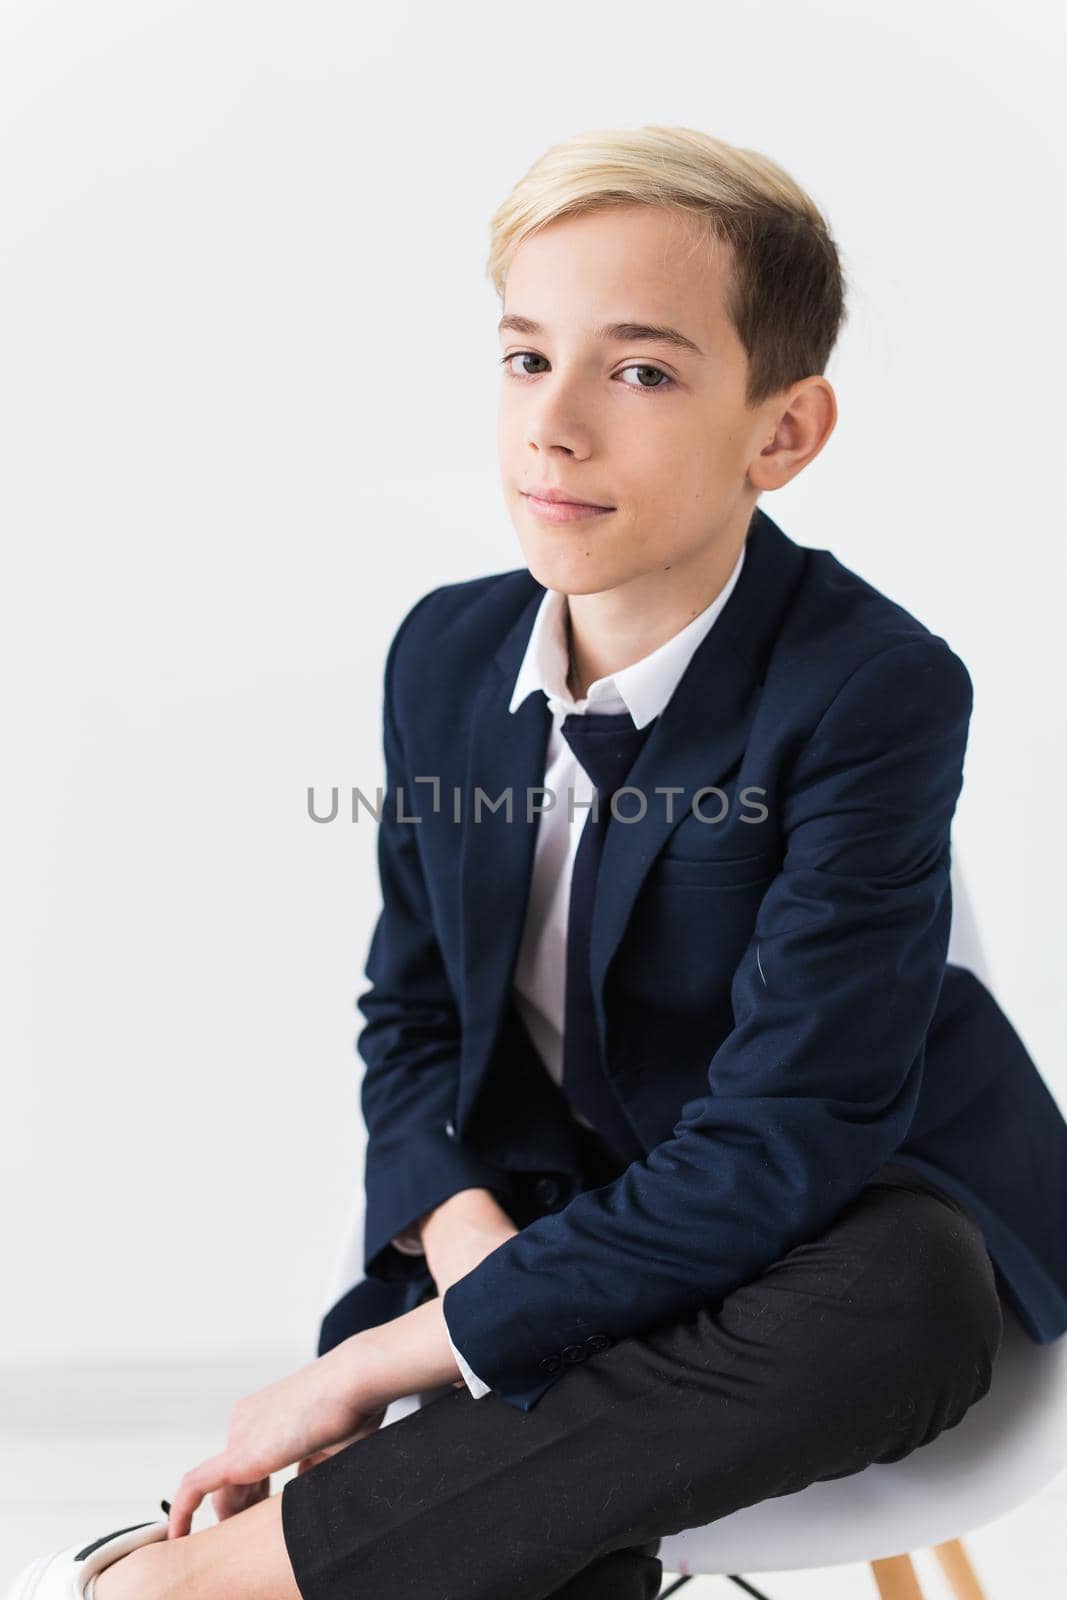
{"left": 561, "top": 1343, "right": 586, "bottom": 1364}
{"left": 584, "top": 1333, "right": 611, "bottom": 1353}
{"left": 538, "top": 1354, "right": 562, "bottom": 1374}
{"left": 444, "top": 1119, "right": 455, "bottom": 1137}
{"left": 533, "top": 1176, "right": 560, "bottom": 1207}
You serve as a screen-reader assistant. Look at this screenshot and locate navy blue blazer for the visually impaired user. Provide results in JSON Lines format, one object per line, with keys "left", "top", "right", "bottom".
{"left": 320, "top": 506, "right": 1067, "bottom": 1412}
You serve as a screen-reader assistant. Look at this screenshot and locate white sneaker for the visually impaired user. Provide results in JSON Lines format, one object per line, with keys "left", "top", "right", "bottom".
{"left": 5, "top": 1499, "right": 172, "bottom": 1599}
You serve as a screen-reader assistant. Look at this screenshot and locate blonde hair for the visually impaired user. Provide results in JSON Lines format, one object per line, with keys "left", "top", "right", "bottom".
{"left": 487, "top": 124, "right": 848, "bottom": 409}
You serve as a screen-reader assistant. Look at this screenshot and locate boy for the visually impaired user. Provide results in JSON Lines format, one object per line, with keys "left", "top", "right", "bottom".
{"left": 20, "top": 124, "right": 1067, "bottom": 1600}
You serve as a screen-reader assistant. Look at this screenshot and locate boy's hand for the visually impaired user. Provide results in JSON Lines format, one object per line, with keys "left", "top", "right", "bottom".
{"left": 166, "top": 1342, "right": 389, "bottom": 1537}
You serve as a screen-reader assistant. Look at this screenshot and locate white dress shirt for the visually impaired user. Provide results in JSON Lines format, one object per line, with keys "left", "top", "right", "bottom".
{"left": 390, "top": 540, "right": 748, "bottom": 1397}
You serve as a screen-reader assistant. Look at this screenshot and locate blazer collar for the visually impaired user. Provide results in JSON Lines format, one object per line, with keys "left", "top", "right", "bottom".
{"left": 456, "top": 505, "right": 807, "bottom": 1128}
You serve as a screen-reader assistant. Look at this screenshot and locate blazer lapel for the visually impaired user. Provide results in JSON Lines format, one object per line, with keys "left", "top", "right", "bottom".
{"left": 457, "top": 589, "right": 553, "bottom": 1124}
{"left": 586, "top": 632, "right": 759, "bottom": 1069}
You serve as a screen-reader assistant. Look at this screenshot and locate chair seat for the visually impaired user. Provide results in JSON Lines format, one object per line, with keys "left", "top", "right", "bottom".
{"left": 658, "top": 1299, "right": 1067, "bottom": 1576}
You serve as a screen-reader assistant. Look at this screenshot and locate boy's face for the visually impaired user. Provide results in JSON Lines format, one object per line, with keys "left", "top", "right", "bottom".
{"left": 497, "top": 203, "right": 809, "bottom": 598}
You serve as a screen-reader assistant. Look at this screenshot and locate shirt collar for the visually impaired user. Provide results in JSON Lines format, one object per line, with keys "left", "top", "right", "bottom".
{"left": 508, "top": 538, "right": 746, "bottom": 729}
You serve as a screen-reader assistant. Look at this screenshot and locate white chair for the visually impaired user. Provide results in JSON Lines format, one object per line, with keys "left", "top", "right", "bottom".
{"left": 323, "top": 851, "right": 1067, "bottom": 1598}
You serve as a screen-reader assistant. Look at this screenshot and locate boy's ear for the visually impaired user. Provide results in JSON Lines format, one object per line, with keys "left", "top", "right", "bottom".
{"left": 748, "top": 377, "right": 837, "bottom": 494}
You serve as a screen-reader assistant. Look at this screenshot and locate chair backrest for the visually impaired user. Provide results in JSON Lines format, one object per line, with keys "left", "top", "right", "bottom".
{"left": 946, "top": 844, "right": 994, "bottom": 989}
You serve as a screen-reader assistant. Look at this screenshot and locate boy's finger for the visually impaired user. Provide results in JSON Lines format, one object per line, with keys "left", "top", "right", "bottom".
{"left": 168, "top": 1454, "right": 227, "bottom": 1537}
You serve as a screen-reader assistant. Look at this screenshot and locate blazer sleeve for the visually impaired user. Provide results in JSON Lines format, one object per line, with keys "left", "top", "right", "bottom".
{"left": 443, "top": 637, "right": 975, "bottom": 1410}
{"left": 358, "top": 592, "right": 517, "bottom": 1286}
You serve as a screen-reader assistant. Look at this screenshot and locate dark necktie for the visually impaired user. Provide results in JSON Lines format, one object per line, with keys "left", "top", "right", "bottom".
{"left": 558, "top": 708, "right": 654, "bottom": 1163}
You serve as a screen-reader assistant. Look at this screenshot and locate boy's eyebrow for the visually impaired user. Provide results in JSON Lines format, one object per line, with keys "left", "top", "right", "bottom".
{"left": 497, "top": 313, "right": 705, "bottom": 357}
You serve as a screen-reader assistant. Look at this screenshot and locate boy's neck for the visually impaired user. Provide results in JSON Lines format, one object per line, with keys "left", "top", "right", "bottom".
{"left": 562, "top": 523, "right": 747, "bottom": 705}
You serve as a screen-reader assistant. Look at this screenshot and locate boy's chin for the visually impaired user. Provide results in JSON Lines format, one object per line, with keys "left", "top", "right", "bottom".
{"left": 517, "top": 538, "right": 630, "bottom": 597}
{"left": 523, "top": 557, "right": 623, "bottom": 597}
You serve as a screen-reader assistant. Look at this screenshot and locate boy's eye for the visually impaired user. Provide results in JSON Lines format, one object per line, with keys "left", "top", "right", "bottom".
{"left": 499, "top": 352, "right": 673, "bottom": 391}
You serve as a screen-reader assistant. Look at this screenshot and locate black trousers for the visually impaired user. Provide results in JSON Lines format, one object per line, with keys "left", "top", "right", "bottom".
{"left": 281, "top": 1158, "right": 1005, "bottom": 1600}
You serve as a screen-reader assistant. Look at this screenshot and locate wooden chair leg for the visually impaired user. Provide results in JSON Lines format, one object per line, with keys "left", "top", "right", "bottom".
{"left": 870, "top": 1553, "right": 927, "bottom": 1599}
{"left": 932, "top": 1537, "right": 987, "bottom": 1600}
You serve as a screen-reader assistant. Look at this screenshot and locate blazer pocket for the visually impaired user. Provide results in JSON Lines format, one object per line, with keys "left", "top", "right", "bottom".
{"left": 651, "top": 847, "right": 780, "bottom": 889}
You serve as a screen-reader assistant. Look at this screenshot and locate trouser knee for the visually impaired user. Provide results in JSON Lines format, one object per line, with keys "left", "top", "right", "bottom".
{"left": 673, "top": 1182, "right": 1004, "bottom": 1473}
{"left": 770, "top": 1183, "right": 1005, "bottom": 1467}
{"left": 864, "top": 1186, "right": 1004, "bottom": 1446}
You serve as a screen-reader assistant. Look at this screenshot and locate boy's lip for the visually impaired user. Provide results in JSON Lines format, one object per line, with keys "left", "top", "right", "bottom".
{"left": 523, "top": 491, "right": 615, "bottom": 525}
{"left": 522, "top": 484, "right": 614, "bottom": 509}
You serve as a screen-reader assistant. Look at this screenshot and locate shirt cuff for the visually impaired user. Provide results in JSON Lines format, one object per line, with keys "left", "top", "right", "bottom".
{"left": 444, "top": 1307, "right": 492, "bottom": 1398}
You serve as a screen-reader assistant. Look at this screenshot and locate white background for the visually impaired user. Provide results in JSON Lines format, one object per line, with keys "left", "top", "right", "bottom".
{"left": 2, "top": 0, "right": 1064, "bottom": 1366}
